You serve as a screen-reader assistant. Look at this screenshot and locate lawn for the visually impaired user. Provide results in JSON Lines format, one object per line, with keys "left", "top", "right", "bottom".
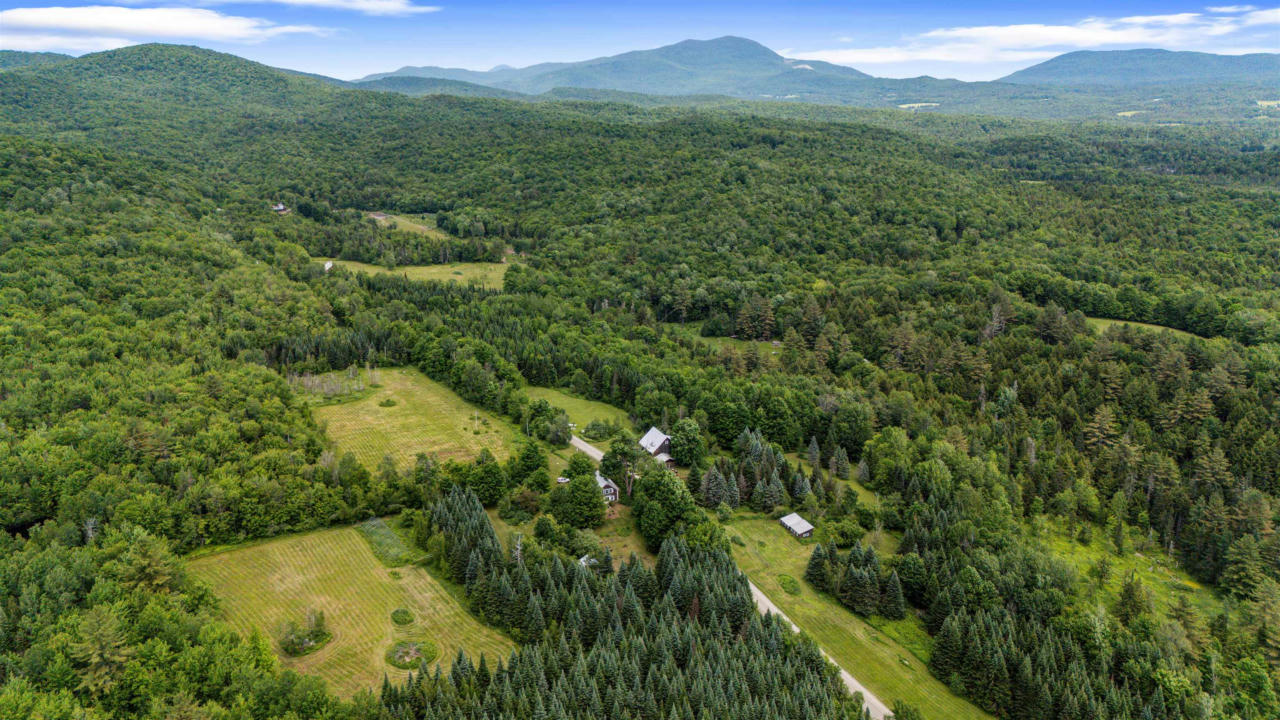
{"left": 524, "top": 386, "right": 633, "bottom": 434}
{"left": 317, "top": 257, "right": 508, "bottom": 290}
{"left": 188, "top": 524, "right": 514, "bottom": 697}
{"left": 726, "top": 514, "right": 993, "bottom": 720}
{"left": 310, "top": 367, "right": 519, "bottom": 470}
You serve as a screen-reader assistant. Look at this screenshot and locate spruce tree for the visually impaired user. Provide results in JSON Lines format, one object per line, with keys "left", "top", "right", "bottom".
{"left": 880, "top": 571, "right": 905, "bottom": 620}
{"left": 804, "top": 544, "right": 829, "bottom": 590}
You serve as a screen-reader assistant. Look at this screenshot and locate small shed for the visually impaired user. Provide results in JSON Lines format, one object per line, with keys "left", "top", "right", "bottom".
{"left": 779, "top": 512, "right": 814, "bottom": 539}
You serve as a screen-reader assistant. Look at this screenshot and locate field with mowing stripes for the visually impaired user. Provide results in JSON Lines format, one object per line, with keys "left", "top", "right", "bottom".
{"left": 188, "top": 523, "right": 514, "bottom": 696}
{"left": 726, "top": 514, "right": 993, "bottom": 720}
{"left": 317, "top": 257, "right": 509, "bottom": 290}
{"left": 311, "top": 367, "right": 519, "bottom": 470}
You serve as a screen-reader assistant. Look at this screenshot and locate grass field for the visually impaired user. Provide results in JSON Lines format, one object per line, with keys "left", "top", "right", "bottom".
{"left": 188, "top": 525, "right": 514, "bottom": 696}
{"left": 1086, "top": 316, "right": 1201, "bottom": 341}
{"left": 525, "top": 386, "right": 633, "bottom": 433}
{"left": 311, "top": 367, "right": 519, "bottom": 469}
{"left": 317, "top": 257, "right": 509, "bottom": 290}
{"left": 367, "top": 211, "right": 452, "bottom": 239}
{"left": 726, "top": 514, "right": 993, "bottom": 720}
{"left": 1039, "top": 520, "right": 1222, "bottom": 618}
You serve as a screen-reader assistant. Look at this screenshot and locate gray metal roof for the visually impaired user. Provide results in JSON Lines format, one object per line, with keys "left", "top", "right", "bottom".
{"left": 638, "top": 426, "right": 670, "bottom": 454}
{"left": 779, "top": 512, "right": 814, "bottom": 535}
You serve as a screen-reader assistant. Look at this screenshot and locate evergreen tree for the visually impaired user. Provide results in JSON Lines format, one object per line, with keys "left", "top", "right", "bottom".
{"left": 805, "top": 544, "right": 829, "bottom": 590}
{"left": 880, "top": 571, "right": 906, "bottom": 620}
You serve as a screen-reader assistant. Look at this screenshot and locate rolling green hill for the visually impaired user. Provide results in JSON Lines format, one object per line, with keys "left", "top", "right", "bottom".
{"left": 2, "top": 41, "right": 1279, "bottom": 720}
{"left": 0, "top": 50, "right": 71, "bottom": 71}
{"left": 1002, "top": 48, "right": 1280, "bottom": 86}
{"left": 355, "top": 75, "right": 528, "bottom": 99}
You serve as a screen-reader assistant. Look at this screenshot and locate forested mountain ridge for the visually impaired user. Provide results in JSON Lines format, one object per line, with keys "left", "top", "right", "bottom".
{"left": 1, "top": 42, "right": 1279, "bottom": 720}
{"left": 353, "top": 36, "right": 1280, "bottom": 121}
{"left": 0, "top": 50, "right": 72, "bottom": 71}
{"left": 1001, "top": 49, "right": 1280, "bottom": 86}
{"left": 359, "top": 35, "right": 871, "bottom": 94}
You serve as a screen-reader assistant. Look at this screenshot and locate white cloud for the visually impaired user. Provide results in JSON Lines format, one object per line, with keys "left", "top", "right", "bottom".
{"left": 789, "top": 7, "right": 1280, "bottom": 78}
{"left": 205, "top": 0, "right": 440, "bottom": 17}
{"left": 0, "top": 33, "right": 133, "bottom": 53}
{"left": 1244, "top": 7, "right": 1280, "bottom": 23}
{"left": 0, "top": 6, "right": 328, "bottom": 45}
{"left": 1206, "top": 5, "right": 1257, "bottom": 12}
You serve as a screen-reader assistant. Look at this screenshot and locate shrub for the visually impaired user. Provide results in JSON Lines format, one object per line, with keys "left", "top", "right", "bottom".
{"left": 777, "top": 575, "right": 801, "bottom": 595}
{"left": 279, "top": 609, "right": 330, "bottom": 656}
{"left": 385, "top": 639, "right": 438, "bottom": 669}
{"left": 378, "top": 397, "right": 397, "bottom": 407}
{"left": 391, "top": 608, "right": 413, "bottom": 625}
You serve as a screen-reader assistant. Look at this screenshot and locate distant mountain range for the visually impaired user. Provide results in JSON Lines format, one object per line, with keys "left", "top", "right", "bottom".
{"left": 348, "top": 37, "right": 1278, "bottom": 121}
{"left": 359, "top": 37, "right": 870, "bottom": 96}
{"left": 2, "top": 38, "right": 1276, "bottom": 122}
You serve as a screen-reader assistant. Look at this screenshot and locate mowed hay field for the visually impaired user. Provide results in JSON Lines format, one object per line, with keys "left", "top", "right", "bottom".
{"left": 317, "top": 257, "right": 508, "bottom": 290}
{"left": 312, "top": 368, "right": 518, "bottom": 469}
{"left": 188, "top": 525, "right": 514, "bottom": 696}
{"left": 726, "top": 515, "right": 993, "bottom": 720}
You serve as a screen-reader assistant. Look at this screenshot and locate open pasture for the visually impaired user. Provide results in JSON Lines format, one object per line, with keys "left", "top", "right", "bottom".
{"left": 188, "top": 524, "right": 514, "bottom": 696}
{"left": 311, "top": 367, "right": 519, "bottom": 469}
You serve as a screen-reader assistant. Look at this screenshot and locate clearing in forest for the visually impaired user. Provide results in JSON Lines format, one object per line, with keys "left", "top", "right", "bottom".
{"left": 310, "top": 367, "right": 519, "bottom": 469}
{"left": 525, "top": 386, "right": 633, "bottom": 434}
{"left": 1086, "top": 316, "right": 1201, "bottom": 341}
{"left": 726, "top": 514, "right": 994, "bottom": 720}
{"left": 366, "top": 211, "right": 451, "bottom": 239}
{"left": 187, "top": 523, "right": 514, "bottom": 697}
{"left": 317, "top": 257, "right": 508, "bottom": 290}
{"left": 1040, "top": 520, "right": 1223, "bottom": 618}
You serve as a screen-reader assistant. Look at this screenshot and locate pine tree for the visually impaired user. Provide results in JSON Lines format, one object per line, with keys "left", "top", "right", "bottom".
{"left": 807, "top": 436, "right": 821, "bottom": 470}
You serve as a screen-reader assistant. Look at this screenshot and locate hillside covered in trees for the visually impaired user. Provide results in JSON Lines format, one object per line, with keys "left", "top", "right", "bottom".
{"left": 0, "top": 43, "right": 1278, "bottom": 720}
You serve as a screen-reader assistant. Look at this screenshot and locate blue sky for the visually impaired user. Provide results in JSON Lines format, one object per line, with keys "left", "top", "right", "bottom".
{"left": 1, "top": 1, "right": 1277, "bottom": 80}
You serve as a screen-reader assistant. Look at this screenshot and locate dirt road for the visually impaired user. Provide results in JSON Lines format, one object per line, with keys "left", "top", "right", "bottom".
{"left": 569, "top": 435, "right": 604, "bottom": 461}
{"left": 748, "top": 580, "right": 892, "bottom": 719}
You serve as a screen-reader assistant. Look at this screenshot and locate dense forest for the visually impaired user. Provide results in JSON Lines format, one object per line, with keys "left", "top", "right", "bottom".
{"left": 0, "top": 44, "right": 1277, "bottom": 719}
